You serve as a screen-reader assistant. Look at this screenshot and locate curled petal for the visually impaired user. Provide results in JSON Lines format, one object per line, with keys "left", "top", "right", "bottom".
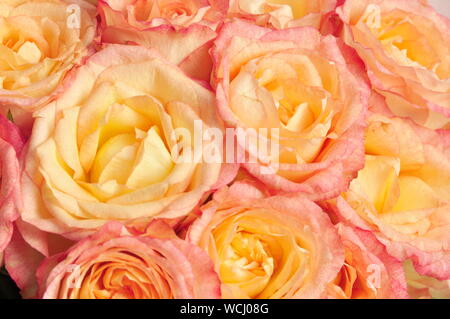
{"left": 211, "top": 21, "right": 369, "bottom": 199}
{"left": 188, "top": 181, "right": 344, "bottom": 299}
{"left": 337, "top": 0, "right": 450, "bottom": 129}
{"left": 327, "top": 224, "right": 408, "bottom": 299}
{"left": 37, "top": 222, "right": 221, "bottom": 299}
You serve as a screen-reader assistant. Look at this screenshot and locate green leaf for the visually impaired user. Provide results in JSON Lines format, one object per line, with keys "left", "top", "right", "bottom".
{"left": 7, "top": 109, "right": 14, "bottom": 123}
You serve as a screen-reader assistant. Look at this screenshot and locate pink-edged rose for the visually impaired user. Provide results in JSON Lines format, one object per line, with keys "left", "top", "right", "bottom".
{"left": 211, "top": 20, "right": 369, "bottom": 200}
{"left": 228, "top": 0, "right": 337, "bottom": 30}
{"left": 37, "top": 221, "right": 220, "bottom": 299}
{"left": 187, "top": 180, "right": 344, "bottom": 298}
{"left": 329, "top": 106, "right": 450, "bottom": 280}
{"left": 336, "top": 0, "right": 450, "bottom": 130}
{"left": 404, "top": 260, "right": 450, "bottom": 299}
{"left": 21, "top": 44, "right": 228, "bottom": 240}
{"left": 98, "top": 0, "right": 228, "bottom": 81}
{"left": 326, "top": 223, "right": 408, "bottom": 299}
{"left": 0, "top": 115, "right": 24, "bottom": 264}
{"left": 0, "top": 0, "right": 96, "bottom": 111}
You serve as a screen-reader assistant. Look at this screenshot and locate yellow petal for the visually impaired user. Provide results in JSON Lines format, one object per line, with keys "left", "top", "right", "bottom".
{"left": 126, "top": 126, "right": 174, "bottom": 189}
{"left": 54, "top": 107, "right": 86, "bottom": 180}
{"left": 16, "top": 41, "right": 41, "bottom": 64}
{"left": 90, "top": 133, "right": 136, "bottom": 184}
{"left": 391, "top": 176, "right": 440, "bottom": 212}
{"left": 354, "top": 155, "right": 401, "bottom": 214}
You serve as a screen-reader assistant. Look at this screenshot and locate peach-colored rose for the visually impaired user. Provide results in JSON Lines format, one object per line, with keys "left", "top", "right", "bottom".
{"left": 99, "top": 0, "right": 227, "bottom": 30}
{"left": 37, "top": 221, "right": 221, "bottom": 299}
{"left": 0, "top": 0, "right": 96, "bottom": 111}
{"left": 326, "top": 224, "right": 408, "bottom": 299}
{"left": 329, "top": 107, "right": 450, "bottom": 280}
{"left": 98, "top": 0, "right": 228, "bottom": 81}
{"left": 228, "top": 0, "right": 337, "bottom": 30}
{"left": 21, "top": 44, "right": 229, "bottom": 240}
{"left": 212, "top": 20, "right": 369, "bottom": 200}
{"left": 336, "top": 0, "right": 450, "bottom": 130}
{"left": 187, "top": 180, "right": 344, "bottom": 298}
{"left": 404, "top": 260, "right": 450, "bottom": 299}
{"left": 0, "top": 114, "right": 25, "bottom": 265}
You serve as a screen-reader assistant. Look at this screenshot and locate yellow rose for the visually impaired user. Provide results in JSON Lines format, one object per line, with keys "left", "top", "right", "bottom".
{"left": 336, "top": 0, "right": 450, "bottom": 129}
{"left": 188, "top": 180, "right": 344, "bottom": 298}
{"left": 228, "top": 0, "right": 337, "bottom": 29}
{"left": 330, "top": 108, "right": 450, "bottom": 280}
{"left": 98, "top": 0, "right": 228, "bottom": 82}
{"left": 212, "top": 20, "right": 369, "bottom": 200}
{"left": 0, "top": 0, "right": 96, "bottom": 113}
{"left": 21, "top": 45, "right": 225, "bottom": 240}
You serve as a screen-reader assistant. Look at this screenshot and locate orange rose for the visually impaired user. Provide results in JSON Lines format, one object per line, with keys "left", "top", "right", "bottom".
{"left": 329, "top": 100, "right": 450, "bottom": 280}
{"left": 37, "top": 222, "right": 221, "bottom": 299}
{"left": 188, "top": 180, "right": 344, "bottom": 298}
{"left": 20, "top": 45, "right": 228, "bottom": 240}
{"left": 212, "top": 20, "right": 369, "bottom": 200}
{"left": 336, "top": 0, "right": 450, "bottom": 129}
{"left": 0, "top": 0, "right": 96, "bottom": 112}
{"left": 228, "top": 0, "right": 337, "bottom": 30}
{"left": 98, "top": 0, "right": 228, "bottom": 81}
{"left": 326, "top": 224, "right": 408, "bottom": 299}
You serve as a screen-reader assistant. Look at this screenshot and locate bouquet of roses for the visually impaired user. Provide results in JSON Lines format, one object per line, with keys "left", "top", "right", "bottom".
{"left": 0, "top": 0, "right": 449, "bottom": 299}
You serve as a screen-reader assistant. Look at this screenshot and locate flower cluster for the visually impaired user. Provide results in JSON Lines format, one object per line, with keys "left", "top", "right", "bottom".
{"left": 0, "top": 0, "right": 449, "bottom": 299}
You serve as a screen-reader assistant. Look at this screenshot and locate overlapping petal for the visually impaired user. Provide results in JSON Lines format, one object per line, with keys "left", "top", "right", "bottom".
{"left": 37, "top": 221, "right": 220, "bottom": 299}
{"left": 404, "top": 260, "right": 450, "bottom": 299}
{"left": 0, "top": 115, "right": 24, "bottom": 264}
{"left": 328, "top": 110, "right": 450, "bottom": 280}
{"left": 326, "top": 224, "right": 408, "bottom": 299}
{"left": 188, "top": 180, "right": 344, "bottom": 298}
{"left": 0, "top": 0, "right": 96, "bottom": 111}
{"left": 227, "top": 0, "right": 337, "bottom": 30}
{"left": 336, "top": 0, "right": 450, "bottom": 130}
{"left": 211, "top": 20, "right": 369, "bottom": 200}
{"left": 98, "top": 0, "right": 228, "bottom": 81}
{"left": 21, "top": 44, "right": 229, "bottom": 239}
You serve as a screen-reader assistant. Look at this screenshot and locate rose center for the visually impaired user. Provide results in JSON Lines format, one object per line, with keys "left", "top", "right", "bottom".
{"left": 73, "top": 93, "right": 176, "bottom": 200}
{"left": 1, "top": 27, "right": 42, "bottom": 65}
{"left": 361, "top": 5, "right": 442, "bottom": 73}
{"left": 220, "top": 231, "right": 274, "bottom": 298}
{"left": 265, "top": 0, "right": 314, "bottom": 19}
{"left": 81, "top": 259, "right": 172, "bottom": 299}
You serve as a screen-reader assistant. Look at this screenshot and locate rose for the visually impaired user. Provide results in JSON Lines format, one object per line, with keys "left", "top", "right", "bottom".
{"left": 326, "top": 223, "right": 408, "bottom": 299}
{"left": 21, "top": 44, "right": 227, "bottom": 240}
{"left": 227, "top": 0, "right": 337, "bottom": 30}
{"left": 98, "top": 0, "right": 228, "bottom": 81}
{"left": 404, "top": 260, "right": 450, "bottom": 299}
{"left": 99, "top": 0, "right": 228, "bottom": 30}
{"left": 336, "top": 0, "right": 450, "bottom": 130}
{"left": 0, "top": 114, "right": 24, "bottom": 265}
{"left": 187, "top": 180, "right": 344, "bottom": 298}
{"left": 37, "top": 221, "right": 220, "bottom": 299}
{"left": 0, "top": 0, "right": 96, "bottom": 112}
{"left": 329, "top": 107, "right": 450, "bottom": 280}
{"left": 4, "top": 223, "right": 76, "bottom": 298}
{"left": 211, "top": 20, "right": 369, "bottom": 200}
